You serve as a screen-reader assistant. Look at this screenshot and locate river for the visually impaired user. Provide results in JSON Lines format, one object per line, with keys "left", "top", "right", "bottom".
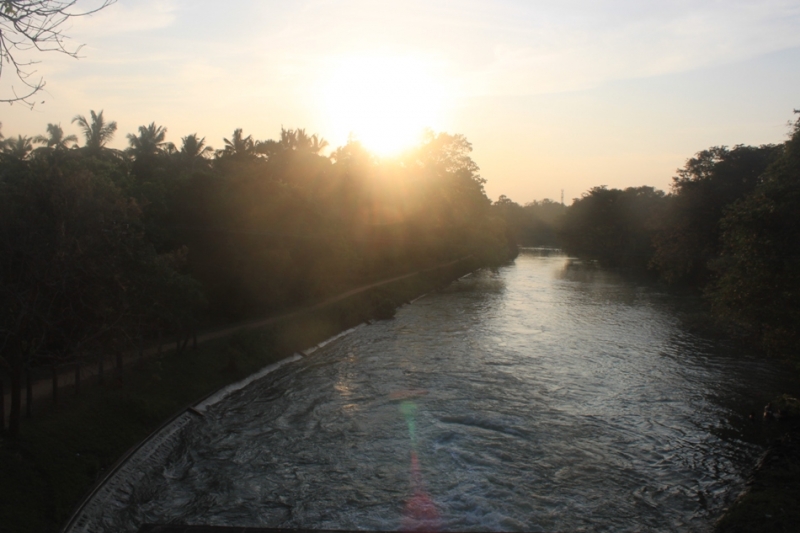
{"left": 93, "top": 249, "right": 798, "bottom": 532}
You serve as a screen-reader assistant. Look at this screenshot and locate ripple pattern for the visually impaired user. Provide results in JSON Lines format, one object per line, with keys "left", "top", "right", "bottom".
{"left": 89, "top": 250, "right": 799, "bottom": 532}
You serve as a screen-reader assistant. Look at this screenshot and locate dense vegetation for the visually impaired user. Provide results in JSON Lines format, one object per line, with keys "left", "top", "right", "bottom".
{"left": 0, "top": 114, "right": 515, "bottom": 438}
{"left": 0, "top": 258, "right": 476, "bottom": 533}
{"left": 497, "top": 113, "right": 800, "bottom": 366}
{"left": 2, "top": 105, "right": 799, "bottom": 532}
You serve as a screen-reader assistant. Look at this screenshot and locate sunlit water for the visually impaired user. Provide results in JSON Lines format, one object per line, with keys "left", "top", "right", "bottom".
{"left": 100, "top": 250, "right": 798, "bottom": 532}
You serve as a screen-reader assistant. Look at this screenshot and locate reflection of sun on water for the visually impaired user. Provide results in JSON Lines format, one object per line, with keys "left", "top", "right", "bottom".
{"left": 318, "top": 55, "right": 446, "bottom": 156}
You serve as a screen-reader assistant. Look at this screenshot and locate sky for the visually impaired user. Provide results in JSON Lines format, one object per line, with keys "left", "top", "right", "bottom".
{"left": 2, "top": 0, "right": 800, "bottom": 203}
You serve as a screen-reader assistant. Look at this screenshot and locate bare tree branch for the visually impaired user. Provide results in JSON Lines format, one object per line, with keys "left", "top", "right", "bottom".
{"left": 0, "top": 0, "right": 116, "bottom": 107}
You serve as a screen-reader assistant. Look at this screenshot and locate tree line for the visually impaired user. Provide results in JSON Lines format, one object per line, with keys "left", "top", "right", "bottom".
{"left": 497, "top": 113, "right": 800, "bottom": 364}
{"left": 0, "top": 112, "right": 515, "bottom": 437}
{"left": 4, "top": 107, "right": 798, "bottom": 436}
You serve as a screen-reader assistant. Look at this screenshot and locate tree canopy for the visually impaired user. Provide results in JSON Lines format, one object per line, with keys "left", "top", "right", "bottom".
{"left": 708, "top": 117, "right": 800, "bottom": 358}
{"left": 0, "top": 113, "right": 515, "bottom": 437}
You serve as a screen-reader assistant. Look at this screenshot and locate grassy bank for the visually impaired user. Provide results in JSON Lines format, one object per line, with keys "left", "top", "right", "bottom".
{"left": 0, "top": 257, "right": 478, "bottom": 533}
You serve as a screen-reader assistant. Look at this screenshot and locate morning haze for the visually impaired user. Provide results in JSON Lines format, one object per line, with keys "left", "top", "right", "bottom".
{"left": 3, "top": 0, "right": 799, "bottom": 203}
{"left": 3, "top": 1, "right": 800, "bottom": 532}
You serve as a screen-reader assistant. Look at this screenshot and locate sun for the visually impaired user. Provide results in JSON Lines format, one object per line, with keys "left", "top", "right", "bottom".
{"left": 318, "top": 54, "right": 447, "bottom": 156}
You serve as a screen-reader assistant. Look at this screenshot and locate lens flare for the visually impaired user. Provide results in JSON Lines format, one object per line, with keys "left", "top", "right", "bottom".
{"left": 398, "top": 395, "right": 440, "bottom": 532}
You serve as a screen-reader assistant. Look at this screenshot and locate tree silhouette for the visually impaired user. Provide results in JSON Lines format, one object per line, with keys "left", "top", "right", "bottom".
{"left": 561, "top": 186, "right": 667, "bottom": 269}
{"left": 127, "top": 122, "right": 172, "bottom": 179}
{"left": 1, "top": 133, "right": 33, "bottom": 159}
{"left": 710, "top": 116, "right": 800, "bottom": 357}
{"left": 277, "top": 128, "right": 329, "bottom": 154}
{"left": 178, "top": 133, "right": 213, "bottom": 171}
{"left": 0, "top": 0, "right": 116, "bottom": 106}
{"left": 72, "top": 109, "right": 117, "bottom": 155}
{"left": 33, "top": 122, "right": 77, "bottom": 150}
{"left": 127, "top": 122, "right": 170, "bottom": 159}
{"left": 219, "top": 128, "right": 254, "bottom": 158}
{"left": 650, "top": 144, "right": 778, "bottom": 284}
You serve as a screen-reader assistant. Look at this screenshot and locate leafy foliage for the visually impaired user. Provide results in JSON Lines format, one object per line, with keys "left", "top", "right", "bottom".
{"left": 651, "top": 145, "right": 779, "bottom": 284}
{"left": 71, "top": 109, "right": 117, "bottom": 156}
{"left": 708, "top": 119, "right": 800, "bottom": 359}
{"left": 0, "top": 113, "right": 514, "bottom": 436}
{"left": 494, "top": 195, "right": 566, "bottom": 246}
{"left": 561, "top": 186, "right": 667, "bottom": 270}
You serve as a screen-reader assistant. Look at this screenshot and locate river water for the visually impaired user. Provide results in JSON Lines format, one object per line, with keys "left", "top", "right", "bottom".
{"left": 98, "top": 249, "right": 798, "bottom": 532}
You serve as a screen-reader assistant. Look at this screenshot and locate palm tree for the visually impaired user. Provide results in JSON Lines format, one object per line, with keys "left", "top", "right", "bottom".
{"left": 127, "top": 122, "right": 172, "bottom": 178}
{"left": 127, "top": 122, "right": 170, "bottom": 160}
{"left": 2, "top": 135, "right": 34, "bottom": 160}
{"left": 179, "top": 133, "right": 214, "bottom": 171}
{"left": 219, "top": 128, "right": 254, "bottom": 158}
{"left": 279, "top": 128, "right": 297, "bottom": 151}
{"left": 279, "top": 128, "right": 328, "bottom": 154}
{"left": 308, "top": 133, "right": 329, "bottom": 155}
{"left": 72, "top": 110, "right": 117, "bottom": 154}
{"left": 34, "top": 123, "right": 78, "bottom": 151}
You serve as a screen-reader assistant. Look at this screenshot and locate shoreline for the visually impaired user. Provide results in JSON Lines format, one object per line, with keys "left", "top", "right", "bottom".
{"left": 715, "top": 409, "right": 800, "bottom": 532}
{"left": 1, "top": 256, "right": 474, "bottom": 425}
{"left": 1, "top": 256, "right": 481, "bottom": 533}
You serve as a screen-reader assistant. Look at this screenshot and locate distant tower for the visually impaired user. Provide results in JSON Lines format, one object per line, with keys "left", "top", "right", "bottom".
{"left": 561, "top": 189, "right": 564, "bottom": 205}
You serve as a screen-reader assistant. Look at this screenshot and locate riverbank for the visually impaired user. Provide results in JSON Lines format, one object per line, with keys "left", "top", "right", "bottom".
{"left": 0, "top": 256, "right": 479, "bottom": 533}
{"left": 715, "top": 396, "right": 800, "bottom": 533}
{"left": 1, "top": 256, "right": 476, "bottom": 422}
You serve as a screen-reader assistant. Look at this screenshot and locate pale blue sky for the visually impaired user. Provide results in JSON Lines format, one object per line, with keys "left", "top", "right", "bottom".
{"left": 3, "top": 0, "right": 800, "bottom": 202}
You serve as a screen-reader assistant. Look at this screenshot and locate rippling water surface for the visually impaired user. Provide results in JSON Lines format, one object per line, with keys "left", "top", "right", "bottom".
{"left": 103, "top": 250, "right": 798, "bottom": 532}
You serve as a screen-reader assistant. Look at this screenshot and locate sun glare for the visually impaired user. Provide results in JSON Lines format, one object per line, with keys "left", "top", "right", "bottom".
{"left": 318, "top": 55, "right": 446, "bottom": 156}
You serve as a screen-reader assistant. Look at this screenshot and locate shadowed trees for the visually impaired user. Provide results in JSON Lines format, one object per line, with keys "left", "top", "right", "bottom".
{"left": 650, "top": 144, "right": 780, "bottom": 284}
{"left": 561, "top": 186, "right": 667, "bottom": 270}
{"left": 558, "top": 145, "right": 779, "bottom": 278}
{"left": 708, "top": 118, "right": 800, "bottom": 358}
{"left": 0, "top": 161, "right": 200, "bottom": 437}
{"left": 494, "top": 196, "right": 566, "bottom": 247}
{"left": 0, "top": 114, "right": 516, "bottom": 438}
{"left": 552, "top": 112, "right": 798, "bottom": 361}
{"left": 1, "top": 134, "right": 33, "bottom": 160}
{"left": 127, "top": 122, "right": 171, "bottom": 179}
{"left": 168, "top": 128, "right": 511, "bottom": 317}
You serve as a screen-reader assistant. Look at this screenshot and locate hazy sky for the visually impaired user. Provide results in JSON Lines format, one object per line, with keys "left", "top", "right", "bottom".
{"left": 3, "top": 0, "right": 800, "bottom": 203}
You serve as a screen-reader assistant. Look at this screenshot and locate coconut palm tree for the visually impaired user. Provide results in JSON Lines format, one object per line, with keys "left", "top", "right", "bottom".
{"left": 308, "top": 133, "right": 329, "bottom": 155}
{"left": 127, "top": 122, "right": 172, "bottom": 178}
{"left": 34, "top": 123, "right": 78, "bottom": 151}
{"left": 72, "top": 110, "right": 117, "bottom": 154}
{"left": 179, "top": 133, "right": 214, "bottom": 171}
{"left": 219, "top": 128, "right": 254, "bottom": 158}
{"left": 279, "top": 128, "right": 297, "bottom": 151}
{"left": 279, "top": 128, "right": 328, "bottom": 154}
{"left": 2, "top": 135, "right": 34, "bottom": 160}
{"left": 127, "top": 122, "right": 170, "bottom": 160}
